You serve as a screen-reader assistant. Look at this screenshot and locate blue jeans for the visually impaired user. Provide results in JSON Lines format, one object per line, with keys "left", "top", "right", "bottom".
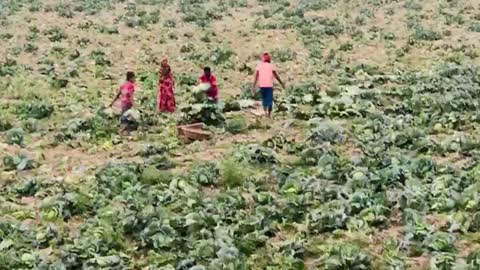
{"left": 260, "top": 87, "right": 273, "bottom": 110}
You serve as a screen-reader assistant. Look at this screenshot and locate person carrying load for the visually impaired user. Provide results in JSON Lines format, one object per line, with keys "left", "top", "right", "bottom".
{"left": 109, "top": 71, "right": 136, "bottom": 134}
{"left": 198, "top": 67, "right": 219, "bottom": 102}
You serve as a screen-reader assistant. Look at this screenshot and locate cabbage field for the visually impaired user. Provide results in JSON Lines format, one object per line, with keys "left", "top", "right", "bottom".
{"left": 2, "top": 0, "right": 480, "bottom": 269}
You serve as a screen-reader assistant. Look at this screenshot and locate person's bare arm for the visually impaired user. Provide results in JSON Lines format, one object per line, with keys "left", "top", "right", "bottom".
{"left": 252, "top": 71, "right": 259, "bottom": 96}
{"left": 273, "top": 71, "right": 285, "bottom": 89}
{"left": 109, "top": 89, "right": 121, "bottom": 107}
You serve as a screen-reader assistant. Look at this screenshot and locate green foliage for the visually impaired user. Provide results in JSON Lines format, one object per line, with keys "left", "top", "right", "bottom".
{"left": 381, "top": 238, "right": 407, "bottom": 270}
{"left": 0, "top": 57, "right": 17, "bottom": 76}
{"left": 382, "top": 31, "right": 396, "bottom": 40}
{"left": 23, "top": 43, "right": 38, "bottom": 53}
{"left": 181, "top": 2, "right": 222, "bottom": 27}
{"left": 429, "top": 252, "right": 456, "bottom": 270}
{"left": 5, "top": 128, "right": 24, "bottom": 146}
{"left": 464, "top": 250, "right": 480, "bottom": 269}
{"left": 0, "top": 33, "right": 13, "bottom": 40}
{"left": 16, "top": 101, "right": 54, "bottom": 119}
{"left": 28, "top": 1, "right": 42, "bottom": 12}
{"left": 55, "top": 2, "right": 74, "bottom": 18}
{"left": 26, "top": 26, "right": 39, "bottom": 41}
{"left": 404, "top": 0, "right": 422, "bottom": 10}
{"left": 140, "top": 166, "right": 173, "bottom": 185}
{"left": 220, "top": 158, "right": 247, "bottom": 187}
{"left": 271, "top": 48, "right": 296, "bottom": 62}
{"left": 339, "top": 42, "right": 353, "bottom": 51}
{"left": 37, "top": 57, "right": 55, "bottom": 75}
{"left": 0, "top": 119, "right": 13, "bottom": 131}
{"left": 226, "top": 115, "right": 248, "bottom": 134}
{"left": 308, "top": 242, "right": 372, "bottom": 270}
{"left": 74, "top": 0, "right": 114, "bottom": 15}
{"left": 90, "top": 49, "right": 112, "bottom": 66}
{"left": 180, "top": 103, "right": 225, "bottom": 126}
{"left": 138, "top": 144, "right": 169, "bottom": 157}
{"left": 163, "top": 19, "right": 176, "bottom": 28}
{"left": 468, "top": 22, "right": 480, "bottom": 32}
{"left": 284, "top": 82, "right": 322, "bottom": 105}
{"left": 180, "top": 42, "right": 195, "bottom": 53}
{"left": 44, "top": 26, "right": 67, "bottom": 42}
{"left": 97, "top": 25, "right": 119, "bottom": 34}
{"left": 234, "top": 144, "right": 277, "bottom": 165}
{"left": 7, "top": 46, "right": 22, "bottom": 57}
{"left": 11, "top": 178, "right": 41, "bottom": 196}
{"left": 411, "top": 25, "right": 442, "bottom": 41}
{"left": 3, "top": 154, "right": 37, "bottom": 171}
{"left": 55, "top": 110, "right": 118, "bottom": 142}
{"left": 424, "top": 232, "right": 456, "bottom": 252}
{"left": 308, "top": 122, "right": 345, "bottom": 145}
{"left": 189, "top": 162, "right": 219, "bottom": 186}
{"left": 299, "top": 0, "right": 331, "bottom": 11}
{"left": 176, "top": 73, "right": 198, "bottom": 86}
{"left": 208, "top": 45, "right": 235, "bottom": 66}
{"left": 122, "top": 7, "right": 162, "bottom": 28}
{"left": 40, "top": 191, "right": 92, "bottom": 221}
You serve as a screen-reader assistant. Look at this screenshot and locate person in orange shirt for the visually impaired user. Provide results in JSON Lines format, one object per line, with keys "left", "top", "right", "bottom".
{"left": 252, "top": 53, "right": 285, "bottom": 118}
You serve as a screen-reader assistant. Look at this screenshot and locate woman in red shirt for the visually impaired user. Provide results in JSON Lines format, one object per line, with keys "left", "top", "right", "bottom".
{"left": 198, "top": 67, "right": 218, "bottom": 102}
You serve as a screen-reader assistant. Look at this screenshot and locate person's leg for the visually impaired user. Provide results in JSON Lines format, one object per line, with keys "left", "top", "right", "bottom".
{"left": 260, "top": 88, "right": 268, "bottom": 117}
{"left": 266, "top": 88, "right": 273, "bottom": 118}
{"left": 119, "top": 103, "right": 131, "bottom": 134}
{"left": 263, "top": 108, "right": 269, "bottom": 117}
{"left": 119, "top": 117, "right": 128, "bottom": 134}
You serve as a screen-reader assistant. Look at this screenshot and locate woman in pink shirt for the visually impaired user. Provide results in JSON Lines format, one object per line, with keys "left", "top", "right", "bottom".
{"left": 252, "top": 53, "right": 285, "bottom": 117}
{"left": 109, "top": 71, "right": 136, "bottom": 133}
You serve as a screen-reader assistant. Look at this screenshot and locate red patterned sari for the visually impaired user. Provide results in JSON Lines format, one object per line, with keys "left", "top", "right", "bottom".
{"left": 157, "top": 60, "right": 176, "bottom": 112}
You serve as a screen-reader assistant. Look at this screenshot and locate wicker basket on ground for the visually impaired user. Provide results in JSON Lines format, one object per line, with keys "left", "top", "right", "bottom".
{"left": 177, "top": 123, "right": 212, "bottom": 142}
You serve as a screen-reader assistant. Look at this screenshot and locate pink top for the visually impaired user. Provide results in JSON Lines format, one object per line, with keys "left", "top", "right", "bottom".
{"left": 256, "top": 62, "right": 276, "bottom": 88}
{"left": 120, "top": 81, "right": 135, "bottom": 107}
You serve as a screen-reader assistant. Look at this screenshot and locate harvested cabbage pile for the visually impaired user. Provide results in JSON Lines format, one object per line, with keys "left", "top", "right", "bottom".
{"left": 190, "top": 83, "right": 211, "bottom": 103}
{"left": 193, "top": 83, "right": 211, "bottom": 93}
{"left": 122, "top": 109, "right": 141, "bottom": 122}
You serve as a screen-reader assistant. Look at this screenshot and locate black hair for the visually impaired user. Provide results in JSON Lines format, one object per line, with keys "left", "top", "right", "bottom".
{"left": 126, "top": 71, "right": 135, "bottom": 81}
{"left": 204, "top": 67, "right": 211, "bottom": 73}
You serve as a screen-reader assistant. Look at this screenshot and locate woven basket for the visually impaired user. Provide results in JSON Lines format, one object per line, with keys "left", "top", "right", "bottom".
{"left": 177, "top": 123, "right": 204, "bottom": 136}
{"left": 177, "top": 123, "right": 211, "bottom": 142}
{"left": 182, "top": 127, "right": 211, "bottom": 141}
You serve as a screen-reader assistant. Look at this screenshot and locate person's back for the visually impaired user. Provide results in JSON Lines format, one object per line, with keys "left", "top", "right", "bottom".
{"left": 251, "top": 53, "right": 285, "bottom": 118}
{"left": 256, "top": 62, "right": 276, "bottom": 88}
